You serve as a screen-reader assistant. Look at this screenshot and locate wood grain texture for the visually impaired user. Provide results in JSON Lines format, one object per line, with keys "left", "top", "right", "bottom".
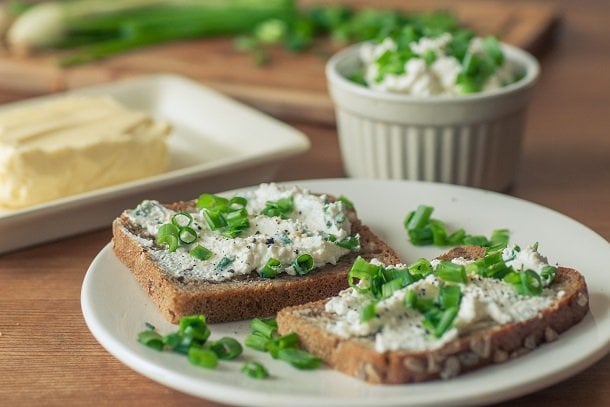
{"left": 0, "top": 0, "right": 609, "bottom": 406}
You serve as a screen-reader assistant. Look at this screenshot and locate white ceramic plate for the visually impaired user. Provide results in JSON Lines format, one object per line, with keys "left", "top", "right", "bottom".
{"left": 81, "top": 179, "right": 610, "bottom": 406}
{"left": 0, "top": 74, "right": 309, "bottom": 254}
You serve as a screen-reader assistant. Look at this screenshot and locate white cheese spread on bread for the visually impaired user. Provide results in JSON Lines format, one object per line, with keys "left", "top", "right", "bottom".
{"left": 0, "top": 96, "right": 170, "bottom": 208}
{"left": 324, "top": 246, "right": 559, "bottom": 352}
{"left": 125, "top": 183, "right": 356, "bottom": 282}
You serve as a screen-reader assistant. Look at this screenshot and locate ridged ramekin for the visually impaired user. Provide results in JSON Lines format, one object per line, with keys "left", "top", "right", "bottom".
{"left": 326, "top": 43, "right": 540, "bottom": 191}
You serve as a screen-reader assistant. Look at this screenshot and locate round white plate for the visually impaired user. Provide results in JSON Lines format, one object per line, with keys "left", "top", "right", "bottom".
{"left": 81, "top": 179, "right": 610, "bottom": 406}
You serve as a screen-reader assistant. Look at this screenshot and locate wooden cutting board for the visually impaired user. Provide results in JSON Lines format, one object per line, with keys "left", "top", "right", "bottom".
{"left": 0, "top": 0, "right": 558, "bottom": 125}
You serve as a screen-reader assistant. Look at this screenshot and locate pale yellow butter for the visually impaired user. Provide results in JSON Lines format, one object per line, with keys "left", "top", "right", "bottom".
{"left": 0, "top": 96, "right": 171, "bottom": 208}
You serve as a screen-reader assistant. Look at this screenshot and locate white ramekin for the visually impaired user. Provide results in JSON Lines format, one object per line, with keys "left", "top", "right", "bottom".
{"left": 325, "top": 43, "right": 540, "bottom": 191}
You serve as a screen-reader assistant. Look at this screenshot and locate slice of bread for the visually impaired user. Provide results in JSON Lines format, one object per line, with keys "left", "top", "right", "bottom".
{"left": 112, "top": 197, "right": 400, "bottom": 324}
{"left": 276, "top": 246, "right": 590, "bottom": 384}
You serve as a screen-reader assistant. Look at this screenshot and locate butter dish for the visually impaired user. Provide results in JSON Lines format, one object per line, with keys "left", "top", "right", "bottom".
{"left": 0, "top": 74, "right": 310, "bottom": 254}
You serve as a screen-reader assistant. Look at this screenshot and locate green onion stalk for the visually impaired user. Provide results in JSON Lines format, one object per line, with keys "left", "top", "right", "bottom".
{"left": 6, "top": 0, "right": 296, "bottom": 65}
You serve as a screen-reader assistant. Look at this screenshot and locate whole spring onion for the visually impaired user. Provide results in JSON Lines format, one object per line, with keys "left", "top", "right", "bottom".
{"left": 7, "top": 0, "right": 295, "bottom": 65}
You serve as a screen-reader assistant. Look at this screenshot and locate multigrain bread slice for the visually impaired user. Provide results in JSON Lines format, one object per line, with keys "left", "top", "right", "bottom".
{"left": 112, "top": 197, "right": 400, "bottom": 324}
{"left": 277, "top": 246, "right": 590, "bottom": 384}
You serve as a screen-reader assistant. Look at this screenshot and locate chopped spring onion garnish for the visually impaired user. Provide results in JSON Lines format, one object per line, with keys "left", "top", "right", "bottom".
{"left": 381, "top": 278, "right": 404, "bottom": 298}
{"left": 439, "top": 285, "right": 462, "bottom": 309}
{"left": 266, "top": 332, "right": 300, "bottom": 358}
{"left": 404, "top": 205, "right": 509, "bottom": 248}
{"left": 201, "top": 208, "right": 228, "bottom": 231}
{"left": 214, "top": 256, "right": 235, "bottom": 272}
{"left": 137, "top": 330, "right": 164, "bottom": 351}
{"left": 156, "top": 223, "right": 180, "bottom": 252}
{"left": 179, "top": 315, "right": 211, "bottom": 342}
{"left": 262, "top": 196, "right": 293, "bottom": 218}
{"left": 259, "top": 257, "right": 282, "bottom": 278}
{"left": 277, "top": 348, "right": 321, "bottom": 370}
{"left": 245, "top": 333, "right": 270, "bottom": 351}
{"left": 209, "top": 337, "right": 243, "bottom": 360}
{"left": 467, "top": 249, "right": 510, "bottom": 279}
{"left": 137, "top": 315, "right": 244, "bottom": 371}
{"left": 334, "top": 235, "right": 361, "bottom": 251}
{"left": 172, "top": 212, "right": 193, "bottom": 228}
{"left": 337, "top": 195, "right": 354, "bottom": 210}
{"left": 407, "top": 258, "right": 433, "bottom": 277}
{"left": 435, "top": 261, "right": 468, "bottom": 284}
{"left": 241, "top": 361, "right": 270, "bottom": 379}
{"left": 178, "top": 226, "right": 198, "bottom": 244}
{"left": 360, "top": 300, "right": 377, "bottom": 321}
{"left": 540, "top": 265, "right": 558, "bottom": 286}
{"left": 504, "top": 269, "right": 543, "bottom": 296}
{"left": 197, "top": 194, "right": 230, "bottom": 211}
{"left": 250, "top": 318, "right": 277, "bottom": 339}
{"left": 293, "top": 253, "right": 314, "bottom": 275}
{"left": 230, "top": 196, "right": 248, "bottom": 209}
{"left": 431, "top": 307, "right": 459, "bottom": 338}
{"left": 188, "top": 346, "right": 218, "bottom": 369}
{"left": 190, "top": 245, "right": 213, "bottom": 261}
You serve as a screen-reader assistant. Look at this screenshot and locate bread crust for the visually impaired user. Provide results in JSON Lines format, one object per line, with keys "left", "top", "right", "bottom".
{"left": 276, "top": 246, "right": 590, "bottom": 384}
{"left": 112, "top": 198, "right": 400, "bottom": 324}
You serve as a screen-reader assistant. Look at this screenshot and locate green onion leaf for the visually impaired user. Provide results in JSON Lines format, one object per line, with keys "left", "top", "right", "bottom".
{"left": 334, "top": 235, "right": 361, "bottom": 251}
{"left": 137, "top": 330, "right": 164, "bottom": 351}
{"left": 360, "top": 300, "right": 377, "bottom": 321}
{"left": 230, "top": 196, "right": 248, "bottom": 209}
{"left": 435, "top": 261, "right": 468, "bottom": 284}
{"left": 408, "top": 258, "right": 433, "bottom": 276}
{"left": 439, "top": 285, "right": 462, "bottom": 309}
{"left": 172, "top": 212, "right": 193, "bottom": 227}
{"left": 201, "top": 208, "right": 227, "bottom": 231}
{"left": 190, "top": 245, "right": 213, "bottom": 261}
{"left": 209, "top": 337, "right": 243, "bottom": 360}
{"left": 337, "top": 195, "right": 354, "bottom": 209}
{"left": 157, "top": 223, "right": 180, "bottom": 252}
{"left": 187, "top": 346, "right": 218, "bottom": 368}
{"left": 293, "top": 253, "right": 314, "bottom": 275}
{"left": 215, "top": 256, "right": 235, "bottom": 272}
{"left": 277, "top": 348, "right": 321, "bottom": 370}
{"left": 406, "top": 205, "right": 434, "bottom": 230}
{"left": 250, "top": 318, "right": 277, "bottom": 339}
{"left": 381, "top": 278, "right": 404, "bottom": 298}
{"left": 241, "top": 361, "right": 270, "bottom": 379}
{"left": 244, "top": 333, "right": 269, "bottom": 352}
{"left": 433, "top": 307, "right": 459, "bottom": 338}
{"left": 179, "top": 315, "right": 211, "bottom": 343}
{"left": 178, "top": 226, "right": 198, "bottom": 244}
{"left": 259, "top": 257, "right": 282, "bottom": 278}
{"left": 262, "top": 196, "right": 294, "bottom": 218}
{"left": 197, "top": 194, "right": 230, "bottom": 211}
{"left": 540, "top": 265, "right": 557, "bottom": 286}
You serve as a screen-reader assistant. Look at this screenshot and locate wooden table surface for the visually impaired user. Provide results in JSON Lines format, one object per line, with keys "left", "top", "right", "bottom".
{"left": 1, "top": 0, "right": 608, "bottom": 406}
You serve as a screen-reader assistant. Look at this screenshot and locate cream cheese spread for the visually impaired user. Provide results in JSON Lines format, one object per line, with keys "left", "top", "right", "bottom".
{"left": 126, "top": 183, "right": 356, "bottom": 282}
{"left": 0, "top": 96, "right": 171, "bottom": 208}
{"left": 359, "top": 33, "right": 517, "bottom": 96}
{"left": 324, "top": 246, "right": 558, "bottom": 352}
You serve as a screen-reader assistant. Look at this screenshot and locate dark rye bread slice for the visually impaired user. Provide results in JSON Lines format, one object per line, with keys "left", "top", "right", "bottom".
{"left": 276, "top": 246, "right": 590, "bottom": 384}
{"left": 112, "top": 198, "right": 400, "bottom": 324}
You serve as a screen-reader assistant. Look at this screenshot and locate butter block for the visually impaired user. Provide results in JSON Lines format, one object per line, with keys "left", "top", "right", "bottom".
{"left": 0, "top": 97, "right": 171, "bottom": 208}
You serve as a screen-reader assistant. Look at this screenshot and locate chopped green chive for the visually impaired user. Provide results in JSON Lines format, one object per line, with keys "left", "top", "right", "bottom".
{"left": 250, "top": 318, "right": 277, "bottom": 338}
{"left": 259, "top": 257, "right": 282, "bottom": 278}
{"left": 156, "top": 223, "right": 180, "bottom": 252}
{"left": 360, "top": 300, "right": 377, "bottom": 321}
{"left": 435, "top": 261, "right": 468, "bottom": 284}
{"left": 277, "top": 348, "right": 321, "bottom": 370}
{"left": 201, "top": 208, "right": 227, "bottom": 231}
{"left": 293, "top": 253, "right": 314, "bottom": 275}
{"left": 137, "top": 330, "right": 164, "bottom": 351}
{"left": 178, "top": 226, "right": 198, "bottom": 244}
{"left": 209, "top": 337, "right": 243, "bottom": 360}
{"left": 172, "top": 212, "right": 193, "bottom": 228}
{"left": 262, "top": 196, "right": 294, "bottom": 218}
{"left": 190, "top": 245, "right": 213, "bottom": 261}
{"left": 241, "top": 361, "right": 270, "bottom": 379}
{"left": 334, "top": 235, "right": 361, "bottom": 251}
{"left": 337, "top": 195, "right": 354, "bottom": 210}
{"left": 188, "top": 346, "right": 218, "bottom": 368}
{"left": 245, "top": 333, "right": 270, "bottom": 351}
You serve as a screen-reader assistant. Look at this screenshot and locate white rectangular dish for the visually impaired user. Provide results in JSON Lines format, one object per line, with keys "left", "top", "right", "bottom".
{"left": 0, "top": 74, "right": 310, "bottom": 254}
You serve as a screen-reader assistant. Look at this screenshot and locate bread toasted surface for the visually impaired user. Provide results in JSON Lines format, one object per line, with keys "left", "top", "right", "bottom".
{"left": 276, "top": 246, "right": 590, "bottom": 384}
{"left": 112, "top": 197, "right": 400, "bottom": 324}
